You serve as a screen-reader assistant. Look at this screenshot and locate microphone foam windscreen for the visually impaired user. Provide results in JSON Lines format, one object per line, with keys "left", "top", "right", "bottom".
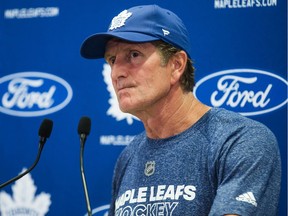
{"left": 78, "top": 116, "right": 91, "bottom": 135}
{"left": 38, "top": 119, "right": 53, "bottom": 138}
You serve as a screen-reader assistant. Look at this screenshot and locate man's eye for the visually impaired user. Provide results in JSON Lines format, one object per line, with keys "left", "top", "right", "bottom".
{"left": 130, "top": 51, "right": 140, "bottom": 58}
{"left": 109, "top": 57, "right": 116, "bottom": 65}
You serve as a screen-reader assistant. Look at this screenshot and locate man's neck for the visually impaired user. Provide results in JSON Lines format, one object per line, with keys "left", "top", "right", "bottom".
{"left": 138, "top": 92, "right": 211, "bottom": 139}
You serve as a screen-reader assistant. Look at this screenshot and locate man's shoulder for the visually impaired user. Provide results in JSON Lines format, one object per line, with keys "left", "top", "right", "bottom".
{"left": 198, "top": 108, "right": 278, "bottom": 153}
{"left": 204, "top": 108, "right": 273, "bottom": 135}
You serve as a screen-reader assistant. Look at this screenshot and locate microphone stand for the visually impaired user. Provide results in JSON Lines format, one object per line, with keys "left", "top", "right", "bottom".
{"left": 80, "top": 134, "right": 92, "bottom": 216}
{"left": 0, "top": 137, "right": 46, "bottom": 189}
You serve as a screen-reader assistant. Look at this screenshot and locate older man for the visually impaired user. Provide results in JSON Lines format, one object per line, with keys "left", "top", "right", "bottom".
{"left": 81, "top": 5, "right": 281, "bottom": 216}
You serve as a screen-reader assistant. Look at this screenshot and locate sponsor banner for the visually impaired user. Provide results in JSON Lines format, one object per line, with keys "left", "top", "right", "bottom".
{"left": 84, "top": 204, "right": 110, "bottom": 216}
{"left": 4, "top": 7, "right": 59, "bottom": 19}
{"left": 0, "top": 72, "right": 73, "bottom": 117}
{"left": 194, "top": 69, "right": 288, "bottom": 116}
{"left": 214, "top": 0, "right": 277, "bottom": 9}
{"left": 99, "top": 135, "right": 135, "bottom": 146}
{"left": 0, "top": 0, "right": 286, "bottom": 215}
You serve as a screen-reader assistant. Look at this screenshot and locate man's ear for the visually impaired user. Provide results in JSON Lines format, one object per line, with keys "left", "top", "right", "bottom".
{"left": 170, "top": 51, "right": 187, "bottom": 85}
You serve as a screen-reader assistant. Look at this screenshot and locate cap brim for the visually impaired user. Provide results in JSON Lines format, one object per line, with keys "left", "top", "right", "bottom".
{"left": 80, "top": 32, "right": 159, "bottom": 59}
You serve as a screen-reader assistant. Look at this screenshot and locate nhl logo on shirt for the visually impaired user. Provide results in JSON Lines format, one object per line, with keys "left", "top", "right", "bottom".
{"left": 144, "top": 161, "right": 155, "bottom": 176}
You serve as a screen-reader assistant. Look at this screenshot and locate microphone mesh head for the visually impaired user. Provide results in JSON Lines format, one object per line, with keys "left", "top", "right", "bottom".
{"left": 78, "top": 116, "right": 91, "bottom": 135}
{"left": 38, "top": 119, "right": 53, "bottom": 138}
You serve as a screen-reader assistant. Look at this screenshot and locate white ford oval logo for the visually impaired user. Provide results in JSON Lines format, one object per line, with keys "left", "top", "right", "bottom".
{"left": 84, "top": 204, "right": 109, "bottom": 216}
{"left": 0, "top": 72, "right": 73, "bottom": 117}
{"left": 194, "top": 69, "right": 287, "bottom": 116}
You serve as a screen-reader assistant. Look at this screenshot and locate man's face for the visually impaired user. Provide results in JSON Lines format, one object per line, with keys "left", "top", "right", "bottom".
{"left": 104, "top": 40, "right": 173, "bottom": 116}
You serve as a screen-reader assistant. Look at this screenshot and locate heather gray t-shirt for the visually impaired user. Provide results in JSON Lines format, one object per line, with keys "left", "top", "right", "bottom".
{"left": 109, "top": 108, "right": 281, "bottom": 216}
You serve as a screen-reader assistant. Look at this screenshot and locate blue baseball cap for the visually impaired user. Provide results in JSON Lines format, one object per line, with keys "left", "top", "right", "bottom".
{"left": 80, "top": 4, "right": 192, "bottom": 59}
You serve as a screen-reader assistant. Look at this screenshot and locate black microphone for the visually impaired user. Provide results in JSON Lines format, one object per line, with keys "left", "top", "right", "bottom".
{"left": 78, "top": 116, "right": 92, "bottom": 216}
{"left": 0, "top": 119, "right": 53, "bottom": 189}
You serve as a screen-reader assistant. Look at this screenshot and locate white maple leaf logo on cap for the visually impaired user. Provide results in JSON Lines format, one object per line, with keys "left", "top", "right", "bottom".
{"left": 0, "top": 168, "right": 51, "bottom": 216}
{"left": 102, "top": 63, "right": 139, "bottom": 125}
{"left": 109, "top": 9, "right": 132, "bottom": 30}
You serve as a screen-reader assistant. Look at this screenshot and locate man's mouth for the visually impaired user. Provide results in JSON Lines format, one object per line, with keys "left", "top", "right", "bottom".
{"left": 116, "top": 81, "right": 134, "bottom": 91}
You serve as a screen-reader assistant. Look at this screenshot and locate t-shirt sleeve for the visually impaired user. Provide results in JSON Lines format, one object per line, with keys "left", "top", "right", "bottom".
{"left": 209, "top": 124, "right": 281, "bottom": 216}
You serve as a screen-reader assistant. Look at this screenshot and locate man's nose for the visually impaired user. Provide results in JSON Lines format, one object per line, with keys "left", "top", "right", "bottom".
{"left": 110, "top": 57, "right": 129, "bottom": 80}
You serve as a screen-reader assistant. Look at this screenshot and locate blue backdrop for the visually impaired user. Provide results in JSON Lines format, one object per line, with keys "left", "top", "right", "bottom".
{"left": 0, "top": 0, "right": 287, "bottom": 215}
